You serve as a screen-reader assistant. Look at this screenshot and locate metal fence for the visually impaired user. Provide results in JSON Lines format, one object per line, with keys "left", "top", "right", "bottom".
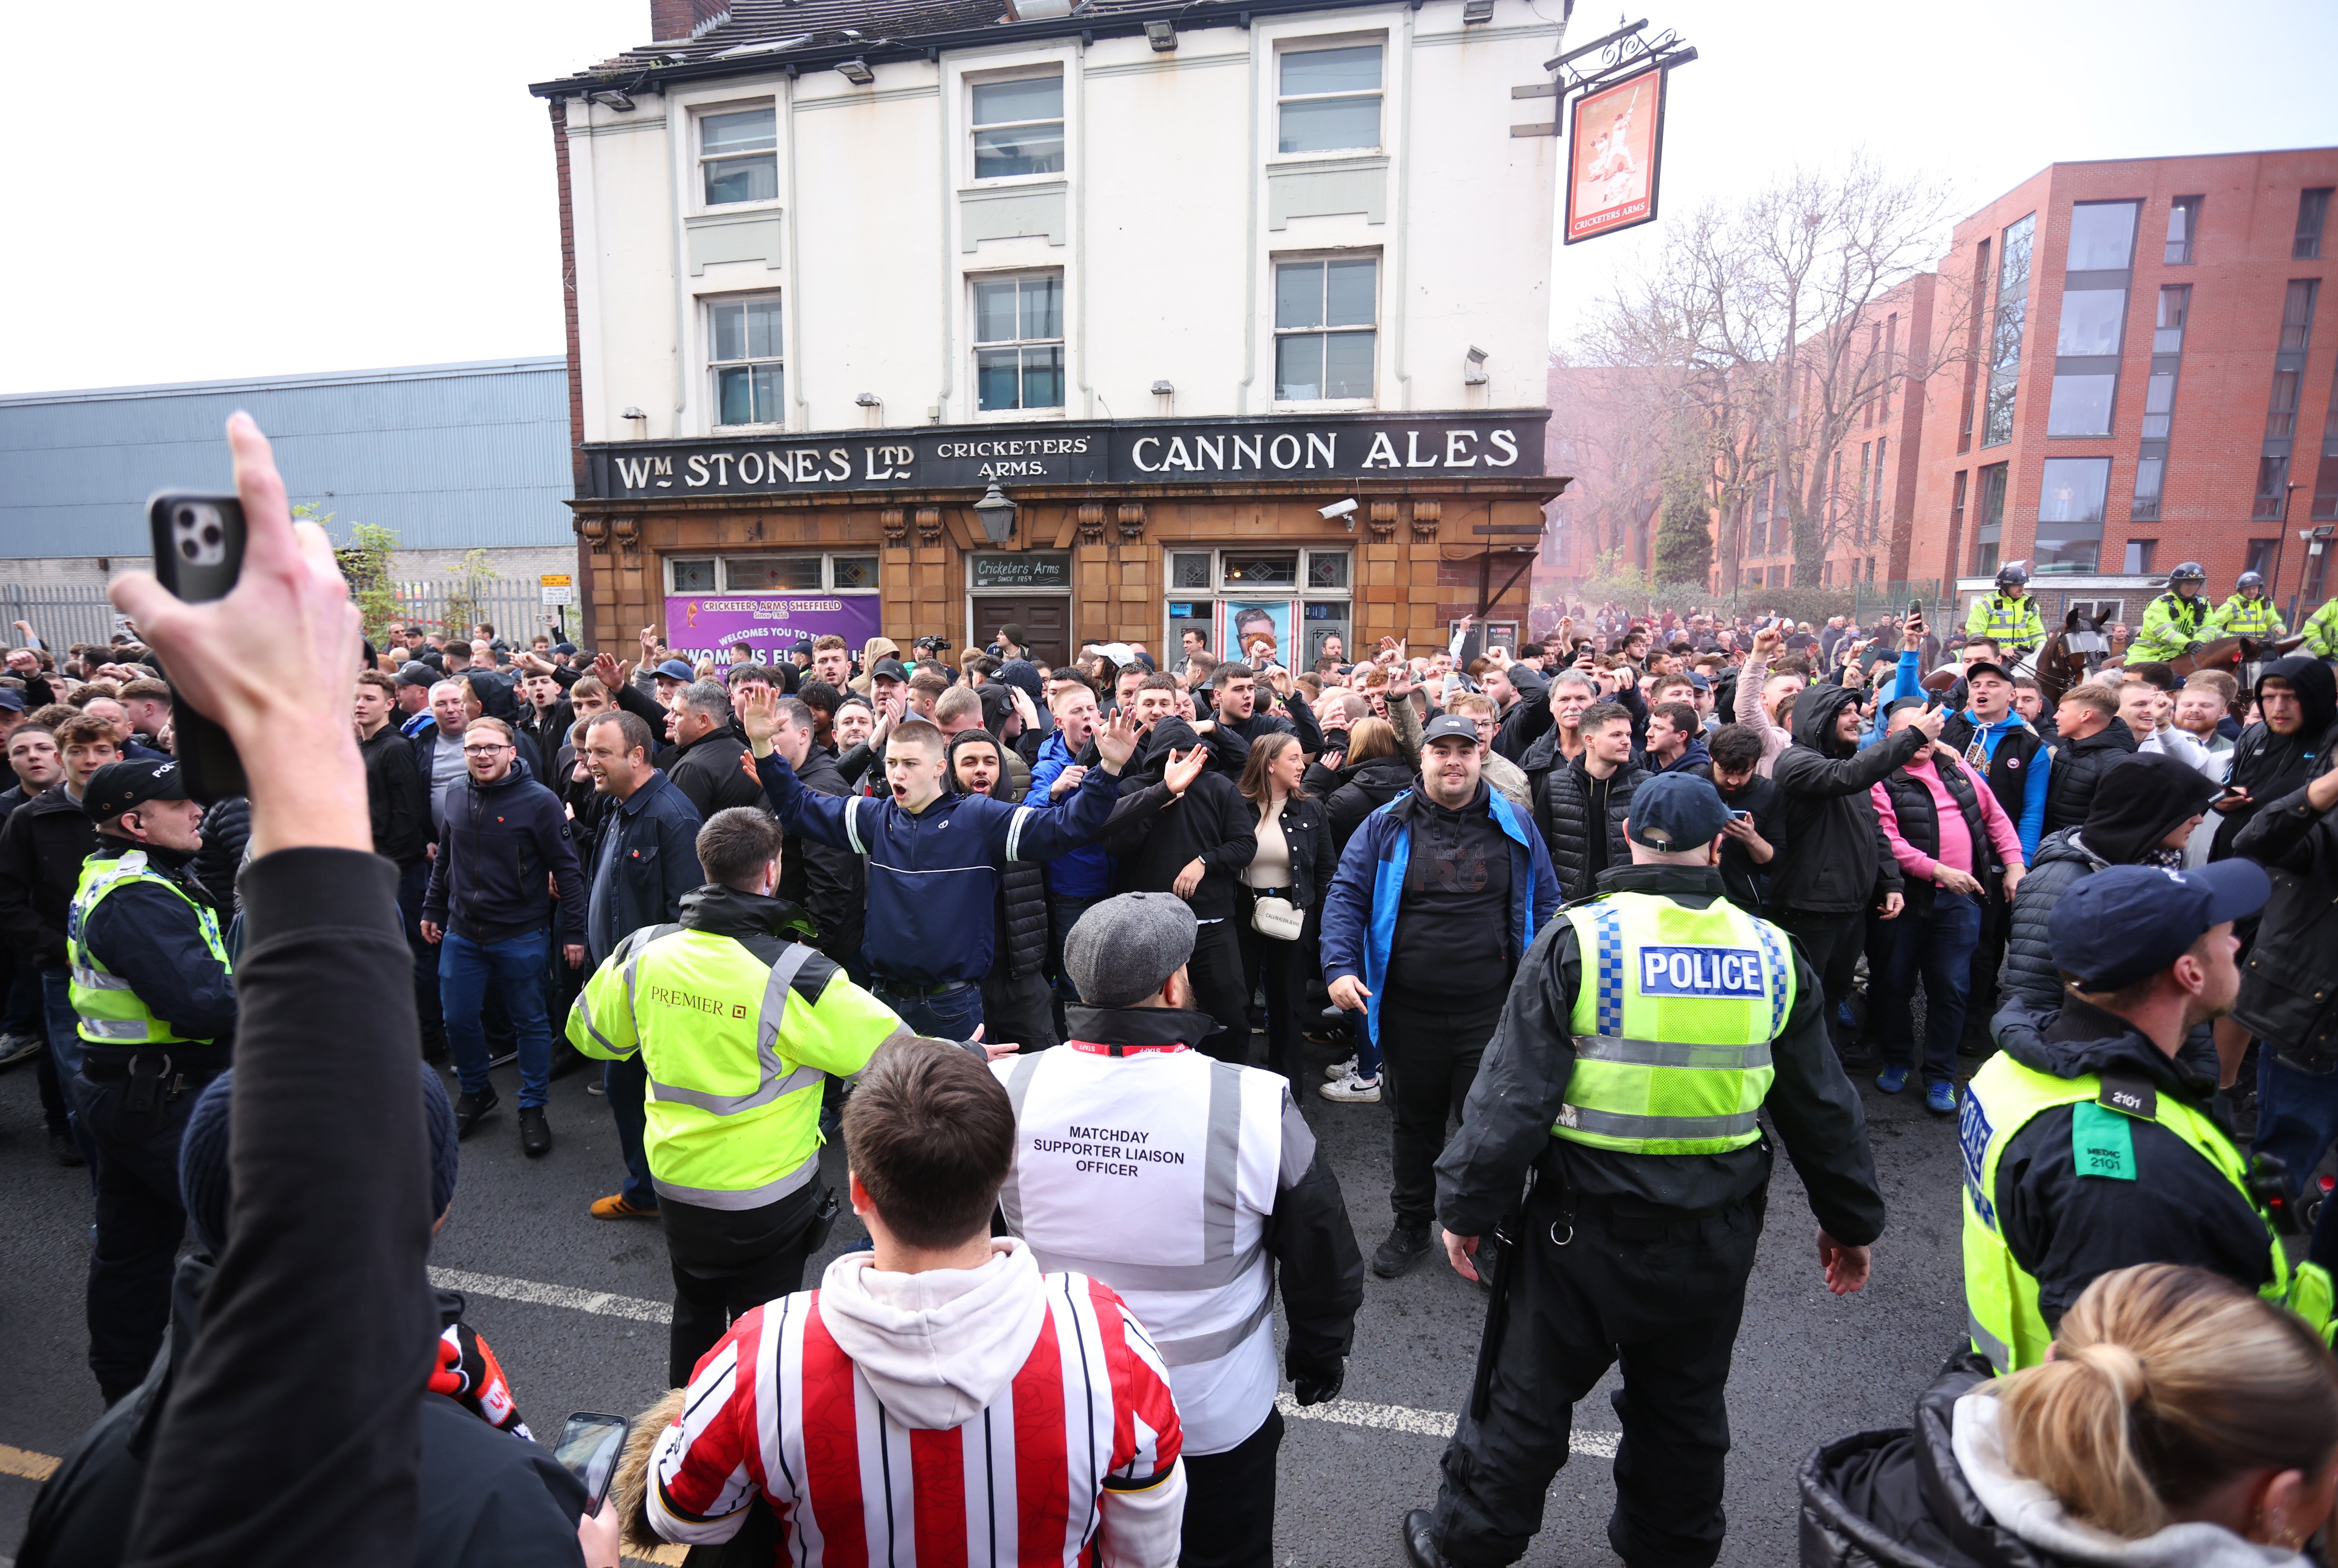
{"left": 0, "top": 580, "right": 578, "bottom": 652}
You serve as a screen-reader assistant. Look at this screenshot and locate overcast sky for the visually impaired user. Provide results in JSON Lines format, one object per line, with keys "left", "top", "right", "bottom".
{"left": 6, "top": 0, "right": 2334, "bottom": 395}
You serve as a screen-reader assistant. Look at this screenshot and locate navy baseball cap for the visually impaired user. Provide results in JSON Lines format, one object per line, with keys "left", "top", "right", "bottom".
{"left": 83, "top": 759, "right": 190, "bottom": 821}
{"left": 654, "top": 658, "right": 695, "bottom": 681}
{"left": 1421, "top": 714, "right": 1481, "bottom": 746}
{"left": 1626, "top": 772, "right": 1737, "bottom": 849}
{"left": 0, "top": 687, "right": 25, "bottom": 714}
{"left": 2050, "top": 861, "right": 2270, "bottom": 992}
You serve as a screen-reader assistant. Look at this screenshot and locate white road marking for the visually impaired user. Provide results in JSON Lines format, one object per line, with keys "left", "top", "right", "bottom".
{"left": 433, "top": 1266, "right": 1622, "bottom": 1461}
{"left": 1276, "top": 1394, "right": 1619, "bottom": 1457}
{"left": 429, "top": 1266, "right": 673, "bottom": 1324}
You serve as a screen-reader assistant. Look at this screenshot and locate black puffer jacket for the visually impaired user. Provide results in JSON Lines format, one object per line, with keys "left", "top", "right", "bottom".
{"left": 994, "top": 856, "right": 1049, "bottom": 981}
{"left": 1310, "top": 754, "right": 1415, "bottom": 854}
{"left": 1878, "top": 761, "right": 1997, "bottom": 921}
{"left": 2000, "top": 829, "right": 2101, "bottom": 1011}
{"left": 1768, "top": 685, "right": 1925, "bottom": 914}
{"left": 192, "top": 795, "right": 250, "bottom": 917}
{"left": 1799, "top": 1363, "right": 2286, "bottom": 1568}
{"left": 2232, "top": 778, "right": 2338, "bottom": 1067}
{"left": 2040, "top": 717, "right": 2137, "bottom": 836}
{"left": 1523, "top": 740, "right": 1645, "bottom": 903}
{"left": 2212, "top": 655, "right": 2337, "bottom": 862}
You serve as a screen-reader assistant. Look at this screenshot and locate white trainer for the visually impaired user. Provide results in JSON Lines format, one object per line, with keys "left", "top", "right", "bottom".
{"left": 1323, "top": 1057, "right": 1357, "bottom": 1081}
{"left": 1319, "top": 1072, "right": 1382, "bottom": 1104}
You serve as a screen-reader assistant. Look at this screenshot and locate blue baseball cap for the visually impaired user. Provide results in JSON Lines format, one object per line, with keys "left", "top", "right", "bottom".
{"left": 2050, "top": 861, "right": 2270, "bottom": 992}
{"left": 654, "top": 658, "right": 695, "bottom": 681}
{"left": 1625, "top": 771, "right": 1738, "bottom": 850}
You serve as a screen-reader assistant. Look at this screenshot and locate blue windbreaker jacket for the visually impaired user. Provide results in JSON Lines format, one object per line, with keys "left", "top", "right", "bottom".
{"left": 1319, "top": 784, "right": 1560, "bottom": 1050}
{"left": 1023, "top": 730, "right": 1114, "bottom": 900}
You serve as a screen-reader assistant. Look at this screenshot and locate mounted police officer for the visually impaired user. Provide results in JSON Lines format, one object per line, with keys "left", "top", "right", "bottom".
{"left": 2126, "top": 561, "right": 2214, "bottom": 663}
{"left": 1400, "top": 772, "right": 1885, "bottom": 1568}
{"left": 2210, "top": 569, "right": 2288, "bottom": 641}
{"left": 64, "top": 759, "right": 236, "bottom": 1402}
{"left": 1963, "top": 860, "right": 2334, "bottom": 1374}
{"left": 1964, "top": 560, "right": 2047, "bottom": 658}
{"left": 567, "top": 805, "right": 968, "bottom": 1387}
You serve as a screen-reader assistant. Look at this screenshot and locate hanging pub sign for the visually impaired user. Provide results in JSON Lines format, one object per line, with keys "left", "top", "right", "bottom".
{"left": 1563, "top": 65, "right": 1669, "bottom": 245}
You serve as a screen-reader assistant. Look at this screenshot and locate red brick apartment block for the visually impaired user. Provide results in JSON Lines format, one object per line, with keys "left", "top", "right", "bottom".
{"left": 1909, "top": 148, "right": 2338, "bottom": 628}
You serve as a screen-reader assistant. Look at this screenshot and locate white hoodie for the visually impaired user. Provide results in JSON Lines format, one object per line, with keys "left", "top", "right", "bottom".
{"left": 818, "top": 1238, "right": 1186, "bottom": 1567}
{"left": 1953, "top": 1392, "right": 2314, "bottom": 1568}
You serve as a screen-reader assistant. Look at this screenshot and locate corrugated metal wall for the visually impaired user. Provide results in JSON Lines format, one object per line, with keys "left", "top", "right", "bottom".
{"left": 0, "top": 358, "right": 576, "bottom": 558}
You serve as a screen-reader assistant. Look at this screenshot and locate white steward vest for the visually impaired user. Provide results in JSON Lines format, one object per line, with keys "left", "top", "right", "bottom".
{"left": 993, "top": 1044, "right": 1299, "bottom": 1456}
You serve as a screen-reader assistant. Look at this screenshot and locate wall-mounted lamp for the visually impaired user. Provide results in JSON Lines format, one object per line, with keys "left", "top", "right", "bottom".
{"left": 621, "top": 406, "right": 648, "bottom": 425}
{"left": 1461, "top": 0, "right": 1495, "bottom": 22}
{"left": 974, "top": 482, "right": 1019, "bottom": 544}
{"left": 854, "top": 392, "right": 881, "bottom": 407}
{"left": 585, "top": 89, "right": 637, "bottom": 111}
{"left": 1463, "top": 345, "right": 1490, "bottom": 386}
{"left": 837, "top": 57, "right": 875, "bottom": 84}
{"left": 1150, "top": 379, "right": 1174, "bottom": 396}
{"left": 1145, "top": 19, "right": 1178, "bottom": 50}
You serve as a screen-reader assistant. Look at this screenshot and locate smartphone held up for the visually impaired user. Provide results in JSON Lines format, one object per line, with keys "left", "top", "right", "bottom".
{"left": 144, "top": 491, "right": 251, "bottom": 802}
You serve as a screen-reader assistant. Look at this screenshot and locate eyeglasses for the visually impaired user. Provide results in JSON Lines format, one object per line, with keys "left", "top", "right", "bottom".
{"left": 461, "top": 744, "right": 512, "bottom": 756}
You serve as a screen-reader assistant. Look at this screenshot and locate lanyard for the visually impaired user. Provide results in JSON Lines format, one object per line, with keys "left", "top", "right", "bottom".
{"left": 1066, "top": 1039, "right": 1189, "bottom": 1058}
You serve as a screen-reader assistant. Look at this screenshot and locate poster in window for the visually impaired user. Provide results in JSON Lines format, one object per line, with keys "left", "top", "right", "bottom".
{"left": 1564, "top": 67, "right": 1668, "bottom": 245}
{"left": 1223, "top": 601, "right": 1294, "bottom": 670}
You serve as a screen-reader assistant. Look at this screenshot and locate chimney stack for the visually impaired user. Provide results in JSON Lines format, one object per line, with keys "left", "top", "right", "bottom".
{"left": 649, "top": 0, "right": 730, "bottom": 42}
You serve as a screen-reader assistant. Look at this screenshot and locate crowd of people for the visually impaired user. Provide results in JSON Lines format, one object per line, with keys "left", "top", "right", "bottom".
{"left": 6, "top": 419, "right": 2338, "bottom": 1568}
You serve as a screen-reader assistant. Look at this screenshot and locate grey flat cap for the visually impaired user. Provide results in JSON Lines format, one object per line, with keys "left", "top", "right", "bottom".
{"left": 1063, "top": 893, "right": 1198, "bottom": 1008}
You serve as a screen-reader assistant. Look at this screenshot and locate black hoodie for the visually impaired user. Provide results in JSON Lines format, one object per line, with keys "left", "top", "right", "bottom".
{"left": 1099, "top": 719, "right": 1257, "bottom": 920}
{"left": 1768, "top": 683, "right": 1926, "bottom": 914}
{"left": 2212, "top": 653, "right": 2338, "bottom": 862}
{"left": 1982, "top": 995, "right": 2274, "bottom": 1333}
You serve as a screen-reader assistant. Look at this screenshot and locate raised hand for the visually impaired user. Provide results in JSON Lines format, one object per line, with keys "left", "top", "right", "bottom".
{"left": 1093, "top": 710, "right": 1138, "bottom": 771}
{"left": 1163, "top": 745, "right": 1207, "bottom": 796}
{"left": 736, "top": 684, "right": 779, "bottom": 750}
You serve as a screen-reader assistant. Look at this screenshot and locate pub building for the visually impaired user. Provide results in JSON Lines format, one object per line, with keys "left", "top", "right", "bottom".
{"left": 535, "top": 0, "right": 1570, "bottom": 668}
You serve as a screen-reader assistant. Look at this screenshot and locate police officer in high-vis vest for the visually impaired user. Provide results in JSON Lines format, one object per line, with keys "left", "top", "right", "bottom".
{"left": 63, "top": 759, "right": 236, "bottom": 1402}
{"left": 2126, "top": 561, "right": 2214, "bottom": 663}
{"left": 996, "top": 891, "right": 1364, "bottom": 1568}
{"left": 1402, "top": 773, "right": 1884, "bottom": 1568}
{"left": 2209, "top": 569, "right": 2288, "bottom": 641}
{"left": 568, "top": 805, "right": 974, "bottom": 1387}
{"left": 1963, "top": 860, "right": 2334, "bottom": 1376}
{"left": 1964, "top": 560, "right": 2048, "bottom": 657}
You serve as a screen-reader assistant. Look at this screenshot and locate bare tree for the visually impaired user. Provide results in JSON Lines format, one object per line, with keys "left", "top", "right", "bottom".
{"left": 1572, "top": 158, "right": 1975, "bottom": 590}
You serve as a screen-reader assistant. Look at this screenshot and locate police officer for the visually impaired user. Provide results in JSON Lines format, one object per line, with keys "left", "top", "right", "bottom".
{"left": 2301, "top": 592, "right": 2338, "bottom": 661}
{"left": 2210, "top": 569, "right": 2289, "bottom": 641}
{"left": 1964, "top": 559, "right": 2047, "bottom": 658}
{"left": 995, "top": 892, "right": 1364, "bottom": 1568}
{"left": 568, "top": 804, "right": 962, "bottom": 1387}
{"left": 2126, "top": 561, "right": 2214, "bottom": 663}
{"left": 1962, "top": 860, "right": 2334, "bottom": 1374}
{"left": 64, "top": 759, "right": 236, "bottom": 1402}
{"left": 1403, "top": 773, "right": 1884, "bottom": 1568}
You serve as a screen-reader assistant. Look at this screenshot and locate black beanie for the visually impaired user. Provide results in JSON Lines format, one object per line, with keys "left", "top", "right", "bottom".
{"left": 178, "top": 1064, "right": 459, "bottom": 1257}
{"left": 2080, "top": 752, "right": 2220, "bottom": 866}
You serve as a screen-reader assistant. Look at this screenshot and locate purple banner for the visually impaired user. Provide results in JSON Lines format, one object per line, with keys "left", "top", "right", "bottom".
{"left": 662, "top": 594, "right": 884, "bottom": 662}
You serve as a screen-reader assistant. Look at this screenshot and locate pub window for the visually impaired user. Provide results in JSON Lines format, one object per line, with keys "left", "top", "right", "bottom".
{"left": 1306, "top": 550, "right": 1350, "bottom": 589}
{"left": 1273, "top": 255, "right": 1377, "bottom": 403}
{"left": 1222, "top": 552, "right": 1299, "bottom": 588}
{"left": 1170, "top": 552, "right": 1213, "bottom": 590}
{"left": 724, "top": 556, "right": 823, "bottom": 592}
{"left": 699, "top": 103, "right": 778, "bottom": 207}
{"left": 1277, "top": 43, "right": 1382, "bottom": 155}
{"left": 670, "top": 557, "right": 717, "bottom": 592}
{"left": 832, "top": 555, "right": 879, "bottom": 590}
{"left": 971, "top": 75, "right": 1064, "bottom": 180}
{"left": 973, "top": 271, "right": 1065, "bottom": 413}
{"left": 709, "top": 294, "right": 785, "bottom": 428}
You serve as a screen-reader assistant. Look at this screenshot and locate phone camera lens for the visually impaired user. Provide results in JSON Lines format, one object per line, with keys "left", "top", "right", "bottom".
{"left": 176, "top": 507, "right": 196, "bottom": 528}
{"left": 180, "top": 539, "right": 200, "bottom": 561}
{"left": 201, "top": 524, "right": 222, "bottom": 546}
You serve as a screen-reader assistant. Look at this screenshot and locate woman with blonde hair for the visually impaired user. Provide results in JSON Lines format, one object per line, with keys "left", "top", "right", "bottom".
{"left": 1235, "top": 731, "right": 1331, "bottom": 1083}
{"left": 1801, "top": 1262, "right": 2338, "bottom": 1566}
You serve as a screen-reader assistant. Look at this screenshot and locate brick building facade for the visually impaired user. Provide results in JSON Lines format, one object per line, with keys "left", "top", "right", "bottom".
{"left": 1909, "top": 147, "right": 2338, "bottom": 629}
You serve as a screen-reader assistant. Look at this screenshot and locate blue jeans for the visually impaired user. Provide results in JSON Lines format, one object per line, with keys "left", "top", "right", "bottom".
{"left": 605, "top": 1054, "right": 657, "bottom": 1211}
{"left": 1881, "top": 890, "right": 1982, "bottom": 1086}
{"left": 2258, "top": 1052, "right": 2338, "bottom": 1272}
{"left": 398, "top": 859, "right": 444, "bottom": 1047}
{"left": 439, "top": 929, "right": 554, "bottom": 1107}
{"left": 871, "top": 980, "right": 984, "bottom": 1043}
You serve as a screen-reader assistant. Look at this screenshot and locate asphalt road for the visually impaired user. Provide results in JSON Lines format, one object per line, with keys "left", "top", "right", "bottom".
{"left": 0, "top": 1025, "right": 1967, "bottom": 1567}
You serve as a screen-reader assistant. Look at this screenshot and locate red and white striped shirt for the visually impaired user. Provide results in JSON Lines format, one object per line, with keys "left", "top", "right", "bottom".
{"left": 650, "top": 1270, "right": 1185, "bottom": 1566}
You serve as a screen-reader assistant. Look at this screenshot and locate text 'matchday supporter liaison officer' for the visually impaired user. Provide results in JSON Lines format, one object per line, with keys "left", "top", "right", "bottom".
{"left": 994, "top": 891, "right": 1364, "bottom": 1568}
{"left": 1402, "top": 772, "right": 1886, "bottom": 1568}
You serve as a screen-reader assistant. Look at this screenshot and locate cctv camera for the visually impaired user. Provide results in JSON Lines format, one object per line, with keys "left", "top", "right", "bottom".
{"left": 1319, "top": 498, "right": 1359, "bottom": 520}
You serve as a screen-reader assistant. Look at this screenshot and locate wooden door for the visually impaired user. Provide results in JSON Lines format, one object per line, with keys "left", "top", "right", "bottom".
{"left": 972, "top": 596, "right": 1071, "bottom": 668}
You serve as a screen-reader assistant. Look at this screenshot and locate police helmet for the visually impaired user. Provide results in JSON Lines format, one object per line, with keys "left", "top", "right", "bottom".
{"left": 2237, "top": 571, "right": 2266, "bottom": 593}
{"left": 1994, "top": 561, "right": 2030, "bottom": 590}
{"left": 2169, "top": 562, "right": 2206, "bottom": 587}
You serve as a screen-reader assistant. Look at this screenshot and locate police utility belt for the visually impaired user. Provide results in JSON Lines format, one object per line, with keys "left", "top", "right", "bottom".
{"left": 77, "top": 1044, "right": 227, "bottom": 1113}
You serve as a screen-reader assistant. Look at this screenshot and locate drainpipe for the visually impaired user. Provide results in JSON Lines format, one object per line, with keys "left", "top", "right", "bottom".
{"left": 1391, "top": 2, "right": 1414, "bottom": 410}
{"left": 1235, "top": 33, "right": 1261, "bottom": 413}
{"left": 786, "top": 72, "right": 810, "bottom": 427}
{"left": 1074, "top": 42, "right": 1092, "bottom": 418}
{"left": 937, "top": 63, "right": 956, "bottom": 423}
